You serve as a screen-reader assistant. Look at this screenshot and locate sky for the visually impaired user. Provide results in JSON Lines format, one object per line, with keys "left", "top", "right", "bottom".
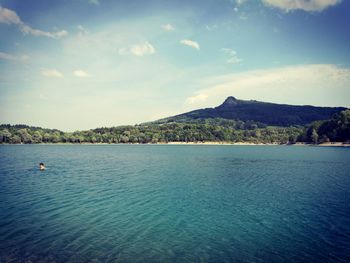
{"left": 0, "top": 0, "right": 349, "bottom": 131}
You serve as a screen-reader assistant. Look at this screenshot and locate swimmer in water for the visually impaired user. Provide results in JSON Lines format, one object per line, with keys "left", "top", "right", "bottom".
{"left": 39, "top": 162, "right": 46, "bottom": 170}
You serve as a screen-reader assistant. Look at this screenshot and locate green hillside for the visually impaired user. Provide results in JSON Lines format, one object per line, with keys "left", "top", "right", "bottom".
{"left": 1, "top": 99, "right": 349, "bottom": 145}
{"left": 158, "top": 96, "right": 346, "bottom": 126}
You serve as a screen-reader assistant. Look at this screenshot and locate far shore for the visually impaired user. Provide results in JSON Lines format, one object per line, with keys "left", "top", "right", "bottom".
{"left": 2, "top": 142, "right": 349, "bottom": 147}
{"left": 161, "top": 142, "right": 350, "bottom": 147}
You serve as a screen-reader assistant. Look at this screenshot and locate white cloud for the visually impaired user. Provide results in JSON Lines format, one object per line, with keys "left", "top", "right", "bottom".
{"left": 185, "top": 93, "right": 208, "bottom": 105}
{"left": 41, "top": 69, "right": 64, "bottom": 78}
{"left": 0, "top": 51, "right": 29, "bottom": 62}
{"left": 118, "top": 42, "right": 155, "bottom": 56}
{"left": 77, "top": 25, "right": 89, "bottom": 36}
{"left": 0, "top": 5, "right": 67, "bottom": 39}
{"left": 221, "top": 48, "right": 242, "bottom": 64}
{"left": 180, "top": 39, "right": 200, "bottom": 50}
{"left": 131, "top": 42, "right": 155, "bottom": 56}
{"left": 0, "top": 5, "right": 21, "bottom": 24}
{"left": 161, "top": 24, "right": 175, "bottom": 31}
{"left": 89, "top": 0, "right": 100, "bottom": 5}
{"left": 262, "top": 0, "right": 342, "bottom": 12}
{"left": 185, "top": 64, "right": 350, "bottom": 108}
{"left": 74, "top": 69, "right": 90, "bottom": 78}
{"left": 20, "top": 25, "right": 68, "bottom": 38}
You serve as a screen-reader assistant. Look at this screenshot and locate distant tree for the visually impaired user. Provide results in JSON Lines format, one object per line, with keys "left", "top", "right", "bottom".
{"left": 90, "top": 136, "right": 97, "bottom": 143}
{"left": 102, "top": 134, "right": 110, "bottom": 143}
{"left": 123, "top": 131, "right": 131, "bottom": 137}
{"left": 311, "top": 128, "right": 319, "bottom": 144}
{"left": 0, "top": 129, "right": 12, "bottom": 143}
{"left": 307, "top": 110, "right": 350, "bottom": 143}
{"left": 52, "top": 131, "right": 62, "bottom": 143}
{"left": 138, "top": 133, "right": 146, "bottom": 143}
{"left": 288, "top": 134, "right": 297, "bottom": 144}
{"left": 0, "top": 116, "right": 311, "bottom": 145}
{"left": 18, "top": 129, "right": 33, "bottom": 143}
{"left": 151, "top": 134, "right": 159, "bottom": 143}
{"left": 120, "top": 135, "right": 129, "bottom": 143}
{"left": 60, "top": 134, "right": 67, "bottom": 143}
{"left": 75, "top": 135, "right": 84, "bottom": 143}
{"left": 318, "top": 134, "right": 330, "bottom": 143}
{"left": 10, "top": 135, "right": 21, "bottom": 144}
{"left": 129, "top": 135, "right": 138, "bottom": 143}
{"left": 32, "top": 131, "right": 43, "bottom": 143}
{"left": 43, "top": 133, "right": 51, "bottom": 143}
{"left": 252, "top": 129, "right": 261, "bottom": 138}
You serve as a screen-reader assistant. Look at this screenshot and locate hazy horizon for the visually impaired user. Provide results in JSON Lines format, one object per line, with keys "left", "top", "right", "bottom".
{"left": 1, "top": 0, "right": 350, "bottom": 131}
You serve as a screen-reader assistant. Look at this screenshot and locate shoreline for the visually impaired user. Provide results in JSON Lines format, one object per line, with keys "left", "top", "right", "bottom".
{"left": 162, "top": 142, "right": 350, "bottom": 147}
{"left": 1, "top": 142, "right": 349, "bottom": 147}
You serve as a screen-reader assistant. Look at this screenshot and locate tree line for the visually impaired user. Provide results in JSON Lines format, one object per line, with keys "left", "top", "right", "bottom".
{"left": 301, "top": 109, "right": 350, "bottom": 144}
{"left": 0, "top": 110, "right": 349, "bottom": 144}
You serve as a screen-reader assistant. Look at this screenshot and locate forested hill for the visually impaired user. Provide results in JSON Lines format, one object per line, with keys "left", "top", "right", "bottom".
{"left": 0, "top": 97, "right": 349, "bottom": 144}
{"left": 157, "top": 96, "right": 347, "bottom": 126}
{"left": 0, "top": 109, "right": 349, "bottom": 144}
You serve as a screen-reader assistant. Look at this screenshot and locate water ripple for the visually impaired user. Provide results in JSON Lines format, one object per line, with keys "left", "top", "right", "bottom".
{"left": 1, "top": 145, "right": 350, "bottom": 262}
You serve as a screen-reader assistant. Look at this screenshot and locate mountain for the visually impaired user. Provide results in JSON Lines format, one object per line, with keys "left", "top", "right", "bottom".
{"left": 1, "top": 107, "right": 349, "bottom": 144}
{"left": 157, "top": 96, "right": 347, "bottom": 126}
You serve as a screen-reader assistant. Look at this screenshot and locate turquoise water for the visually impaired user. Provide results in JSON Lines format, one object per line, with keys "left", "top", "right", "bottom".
{"left": 0, "top": 145, "right": 350, "bottom": 262}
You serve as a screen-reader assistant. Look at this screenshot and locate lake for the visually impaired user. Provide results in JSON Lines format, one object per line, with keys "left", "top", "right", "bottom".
{"left": 0, "top": 145, "right": 350, "bottom": 262}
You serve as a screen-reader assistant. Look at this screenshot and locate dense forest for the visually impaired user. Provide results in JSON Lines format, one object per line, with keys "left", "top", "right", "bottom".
{"left": 302, "top": 109, "right": 350, "bottom": 144}
{"left": 1, "top": 110, "right": 349, "bottom": 144}
{"left": 162, "top": 96, "right": 347, "bottom": 126}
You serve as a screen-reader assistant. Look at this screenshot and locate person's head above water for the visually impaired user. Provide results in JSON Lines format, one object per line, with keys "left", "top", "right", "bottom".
{"left": 39, "top": 163, "right": 45, "bottom": 170}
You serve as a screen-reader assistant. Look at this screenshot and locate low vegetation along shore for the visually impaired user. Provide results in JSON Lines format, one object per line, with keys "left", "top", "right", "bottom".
{"left": 1, "top": 110, "right": 349, "bottom": 146}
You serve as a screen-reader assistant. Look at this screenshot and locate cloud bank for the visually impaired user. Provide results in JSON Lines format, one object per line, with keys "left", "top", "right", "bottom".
{"left": 0, "top": 5, "right": 67, "bottom": 39}
{"left": 185, "top": 64, "right": 350, "bottom": 108}
{"left": 262, "top": 0, "right": 342, "bottom": 12}
{"left": 0, "top": 51, "right": 29, "bottom": 62}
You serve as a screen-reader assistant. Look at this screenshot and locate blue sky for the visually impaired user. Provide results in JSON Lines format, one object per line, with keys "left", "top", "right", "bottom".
{"left": 0, "top": 0, "right": 349, "bottom": 131}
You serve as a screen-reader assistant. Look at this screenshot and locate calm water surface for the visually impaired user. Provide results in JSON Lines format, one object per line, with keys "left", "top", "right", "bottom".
{"left": 0, "top": 145, "right": 350, "bottom": 262}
